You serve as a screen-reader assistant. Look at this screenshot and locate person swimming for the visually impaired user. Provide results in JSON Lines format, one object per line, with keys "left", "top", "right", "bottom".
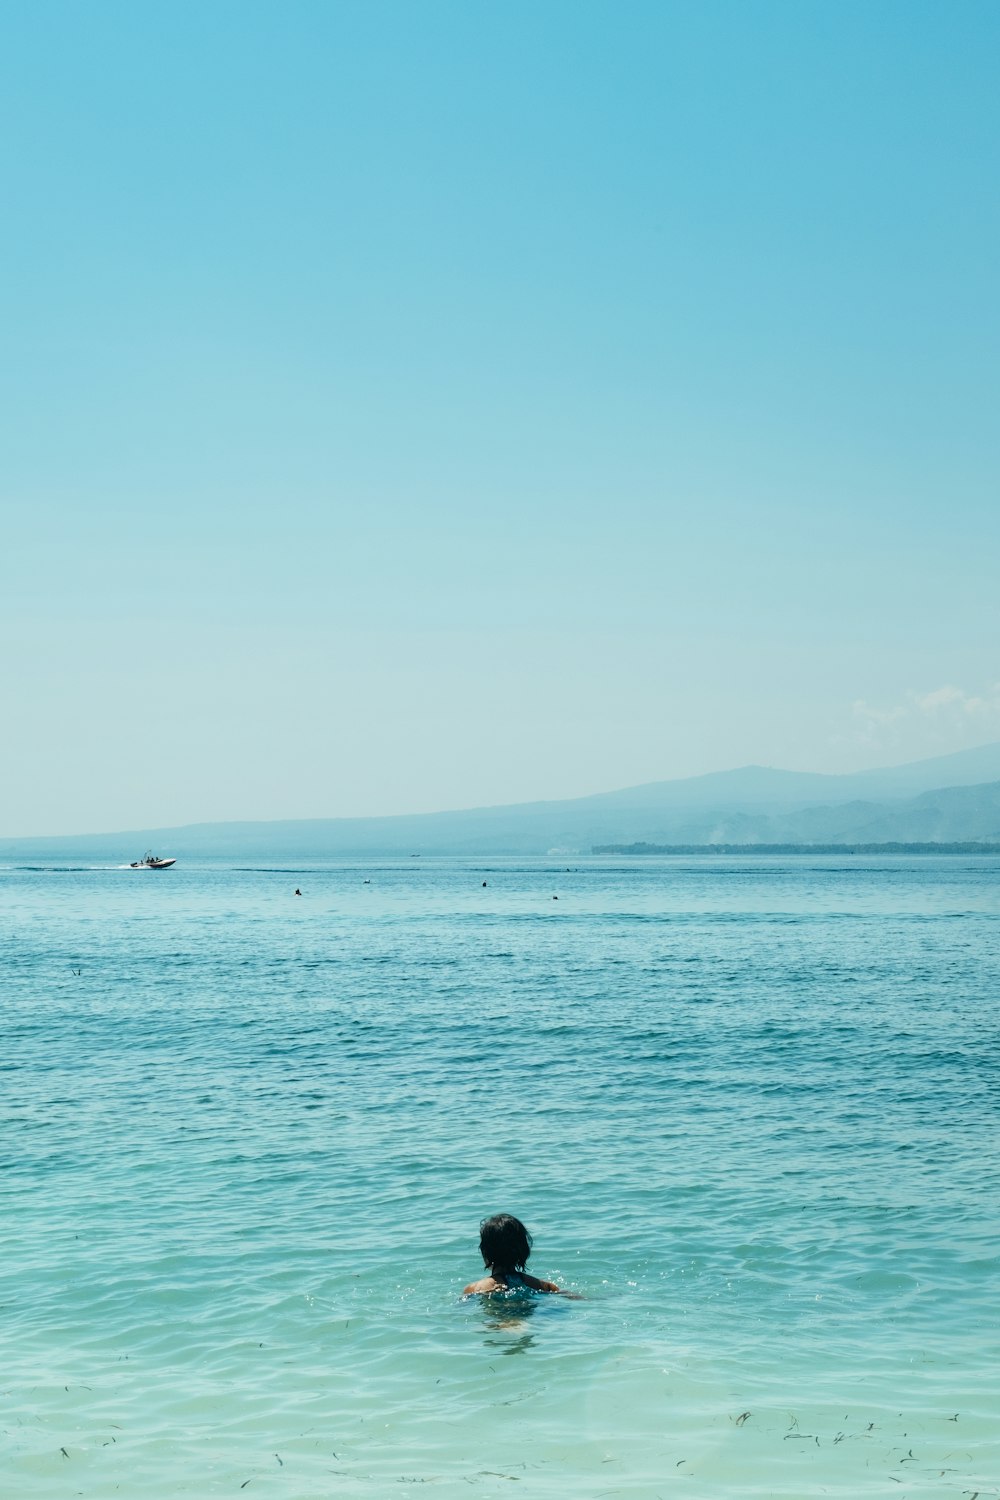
{"left": 463, "top": 1213, "right": 561, "bottom": 1296}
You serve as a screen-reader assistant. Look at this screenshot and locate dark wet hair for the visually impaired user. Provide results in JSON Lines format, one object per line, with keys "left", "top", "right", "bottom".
{"left": 479, "top": 1213, "right": 533, "bottom": 1272}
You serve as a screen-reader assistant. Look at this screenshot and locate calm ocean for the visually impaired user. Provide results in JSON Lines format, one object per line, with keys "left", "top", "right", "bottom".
{"left": 3, "top": 856, "right": 998, "bottom": 1498}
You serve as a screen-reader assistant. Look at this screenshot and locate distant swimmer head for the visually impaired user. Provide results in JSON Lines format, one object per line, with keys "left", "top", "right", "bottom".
{"left": 480, "top": 1213, "right": 532, "bottom": 1273}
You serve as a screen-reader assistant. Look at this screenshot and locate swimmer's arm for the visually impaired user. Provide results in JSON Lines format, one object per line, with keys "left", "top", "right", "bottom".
{"left": 523, "top": 1274, "right": 585, "bottom": 1299}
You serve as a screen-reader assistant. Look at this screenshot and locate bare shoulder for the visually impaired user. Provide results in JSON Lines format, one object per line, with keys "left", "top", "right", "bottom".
{"left": 463, "top": 1276, "right": 501, "bottom": 1295}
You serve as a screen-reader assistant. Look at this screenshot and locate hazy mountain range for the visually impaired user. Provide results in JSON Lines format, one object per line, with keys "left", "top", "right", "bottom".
{"left": 4, "top": 742, "right": 1000, "bottom": 859}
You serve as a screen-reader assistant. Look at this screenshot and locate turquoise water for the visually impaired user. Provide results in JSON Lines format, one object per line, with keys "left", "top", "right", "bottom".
{"left": 3, "top": 856, "right": 999, "bottom": 1499}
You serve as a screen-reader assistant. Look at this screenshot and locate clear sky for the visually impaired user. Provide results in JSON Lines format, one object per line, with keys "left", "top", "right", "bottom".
{"left": 2, "top": 1, "right": 998, "bottom": 836}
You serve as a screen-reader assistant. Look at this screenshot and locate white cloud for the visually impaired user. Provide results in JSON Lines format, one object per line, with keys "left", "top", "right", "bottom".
{"left": 909, "top": 684, "right": 1000, "bottom": 716}
{"left": 913, "top": 685, "right": 966, "bottom": 712}
{"left": 847, "top": 682, "right": 1000, "bottom": 750}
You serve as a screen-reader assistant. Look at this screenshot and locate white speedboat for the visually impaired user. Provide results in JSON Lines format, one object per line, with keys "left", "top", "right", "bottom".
{"left": 130, "top": 852, "right": 177, "bottom": 869}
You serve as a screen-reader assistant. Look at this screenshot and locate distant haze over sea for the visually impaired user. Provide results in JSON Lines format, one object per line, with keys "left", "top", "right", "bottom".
{"left": 4, "top": 742, "right": 1000, "bottom": 860}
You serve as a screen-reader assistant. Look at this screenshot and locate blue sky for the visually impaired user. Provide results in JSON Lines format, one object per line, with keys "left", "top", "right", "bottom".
{"left": 2, "top": 1, "right": 998, "bottom": 835}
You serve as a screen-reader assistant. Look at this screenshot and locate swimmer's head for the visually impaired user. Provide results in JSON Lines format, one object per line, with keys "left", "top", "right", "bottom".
{"left": 479, "top": 1213, "right": 532, "bottom": 1272}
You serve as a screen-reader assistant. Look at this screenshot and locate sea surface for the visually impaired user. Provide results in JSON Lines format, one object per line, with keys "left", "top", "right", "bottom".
{"left": 3, "top": 856, "right": 999, "bottom": 1499}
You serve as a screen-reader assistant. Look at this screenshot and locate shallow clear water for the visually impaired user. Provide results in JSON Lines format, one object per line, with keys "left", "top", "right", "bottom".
{"left": 3, "top": 856, "right": 999, "bottom": 1498}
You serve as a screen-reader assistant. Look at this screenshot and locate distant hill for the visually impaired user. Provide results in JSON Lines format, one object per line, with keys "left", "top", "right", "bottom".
{"left": 597, "top": 780, "right": 1000, "bottom": 850}
{"left": 559, "top": 740, "right": 1000, "bottom": 815}
{"left": 3, "top": 742, "right": 1000, "bottom": 859}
